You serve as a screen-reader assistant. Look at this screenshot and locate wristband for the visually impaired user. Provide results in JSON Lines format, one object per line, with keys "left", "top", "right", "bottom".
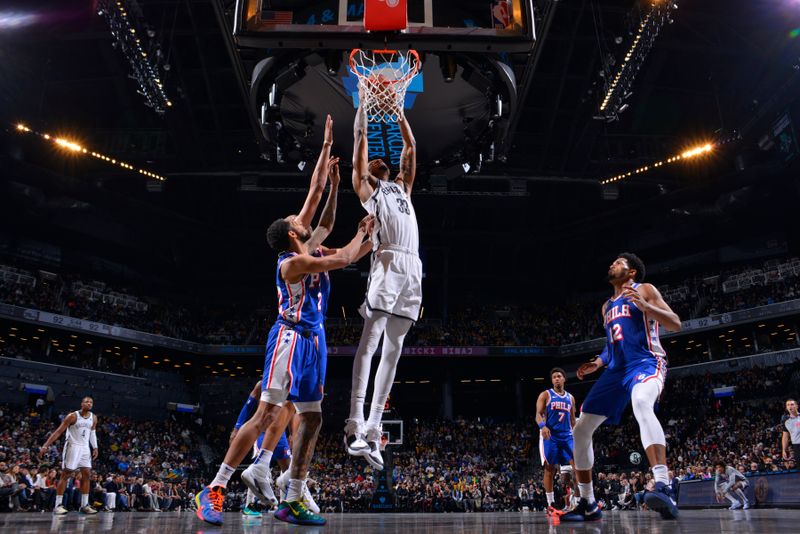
{"left": 538, "top": 422, "right": 546, "bottom": 429}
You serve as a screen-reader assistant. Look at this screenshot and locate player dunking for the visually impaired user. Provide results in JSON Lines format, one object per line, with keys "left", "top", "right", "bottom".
{"left": 39, "top": 396, "right": 99, "bottom": 515}
{"left": 563, "top": 253, "right": 681, "bottom": 521}
{"left": 196, "top": 116, "right": 373, "bottom": 527}
{"left": 535, "top": 367, "right": 576, "bottom": 516}
{"left": 344, "top": 95, "right": 422, "bottom": 470}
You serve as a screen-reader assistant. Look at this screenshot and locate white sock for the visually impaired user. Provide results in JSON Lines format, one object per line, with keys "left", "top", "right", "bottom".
{"left": 55, "top": 495, "right": 63, "bottom": 507}
{"left": 80, "top": 493, "right": 89, "bottom": 507}
{"left": 725, "top": 492, "right": 737, "bottom": 504}
{"left": 252, "top": 449, "right": 273, "bottom": 469}
{"left": 210, "top": 463, "right": 236, "bottom": 489}
{"left": 652, "top": 464, "right": 669, "bottom": 485}
{"left": 735, "top": 488, "right": 747, "bottom": 503}
{"left": 546, "top": 492, "right": 555, "bottom": 505}
{"left": 350, "top": 314, "right": 388, "bottom": 421}
{"left": 286, "top": 479, "right": 305, "bottom": 502}
{"left": 245, "top": 489, "right": 255, "bottom": 506}
{"left": 578, "top": 482, "right": 595, "bottom": 504}
{"left": 367, "top": 402, "right": 385, "bottom": 428}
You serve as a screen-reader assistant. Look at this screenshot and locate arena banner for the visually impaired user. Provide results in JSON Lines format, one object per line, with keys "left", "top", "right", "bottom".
{"left": 678, "top": 472, "right": 800, "bottom": 508}
{"left": 327, "top": 346, "right": 491, "bottom": 356}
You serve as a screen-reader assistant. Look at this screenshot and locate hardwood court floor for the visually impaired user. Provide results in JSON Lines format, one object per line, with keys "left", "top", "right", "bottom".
{"left": 1, "top": 509, "right": 796, "bottom": 533}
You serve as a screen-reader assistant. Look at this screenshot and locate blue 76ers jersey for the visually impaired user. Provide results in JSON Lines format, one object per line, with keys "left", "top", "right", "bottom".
{"left": 276, "top": 249, "right": 330, "bottom": 330}
{"left": 603, "top": 282, "right": 666, "bottom": 370}
{"left": 545, "top": 389, "right": 573, "bottom": 436}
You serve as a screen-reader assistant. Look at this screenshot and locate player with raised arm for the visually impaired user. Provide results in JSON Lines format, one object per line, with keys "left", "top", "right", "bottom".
{"left": 39, "top": 396, "right": 99, "bottom": 515}
{"left": 562, "top": 253, "right": 682, "bottom": 522}
{"left": 196, "top": 116, "right": 373, "bottom": 527}
{"left": 344, "top": 93, "right": 423, "bottom": 470}
{"left": 535, "top": 367, "right": 576, "bottom": 516}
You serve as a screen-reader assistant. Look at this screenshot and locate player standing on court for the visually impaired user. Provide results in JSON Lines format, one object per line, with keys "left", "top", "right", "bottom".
{"left": 39, "top": 396, "right": 99, "bottom": 515}
{"left": 344, "top": 90, "right": 422, "bottom": 470}
{"left": 562, "top": 253, "right": 682, "bottom": 522}
{"left": 195, "top": 116, "right": 373, "bottom": 527}
{"left": 535, "top": 367, "right": 576, "bottom": 516}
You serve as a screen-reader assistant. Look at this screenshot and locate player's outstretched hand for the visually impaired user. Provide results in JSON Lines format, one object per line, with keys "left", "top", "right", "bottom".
{"left": 358, "top": 214, "right": 375, "bottom": 235}
{"left": 577, "top": 360, "right": 602, "bottom": 380}
{"left": 540, "top": 426, "right": 551, "bottom": 441}
{"left": 327, "top": 156, "right": 341, "bottom": 186}
{"left": 92, "top": 448, "right": 98, "bottom": 460}
{"left": 324, "top": 114, "right": 333, "bottom": 145}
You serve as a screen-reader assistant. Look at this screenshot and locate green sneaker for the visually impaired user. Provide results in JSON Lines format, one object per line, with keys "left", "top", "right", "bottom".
{"left": 241, "top": 505, "right": 262, "bottom": 517}
{"left": 273, "top": 501, "right": 326, "bottom": 526}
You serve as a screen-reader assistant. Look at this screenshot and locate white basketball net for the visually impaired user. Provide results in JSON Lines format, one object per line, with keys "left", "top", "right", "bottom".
{"left": 349, "top": 49, "right": 420, "bottom": 123}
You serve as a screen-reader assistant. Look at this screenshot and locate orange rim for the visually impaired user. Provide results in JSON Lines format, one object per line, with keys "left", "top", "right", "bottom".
{"left": 349, "top": 48, "right": 420, "bottom": 85}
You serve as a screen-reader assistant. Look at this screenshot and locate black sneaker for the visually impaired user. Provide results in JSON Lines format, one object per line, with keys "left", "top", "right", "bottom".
{"left": 561, "top": 498, "right": 603, "bottom": 522}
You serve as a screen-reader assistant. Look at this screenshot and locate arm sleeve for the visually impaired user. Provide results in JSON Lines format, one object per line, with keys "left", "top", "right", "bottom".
{"left": 596, "top": 346, "right": 609, "bottom": 365}
{"left": 234, "top": 395, "right": 259, "bottom": 430}
{"left": 89, "top": 430, "right": 98, "bottom": 448}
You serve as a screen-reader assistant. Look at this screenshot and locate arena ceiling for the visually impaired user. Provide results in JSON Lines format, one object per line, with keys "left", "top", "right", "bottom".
{"left": 1, "top": 0, "right": 799, "bottom": 301}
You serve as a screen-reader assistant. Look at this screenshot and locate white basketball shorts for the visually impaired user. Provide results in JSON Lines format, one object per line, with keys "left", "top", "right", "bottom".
{"left": 361, "top": 246, "right": 422, "bottom": 322}
{"left": 62, "top": 443, "right": 91, "bottom": 471}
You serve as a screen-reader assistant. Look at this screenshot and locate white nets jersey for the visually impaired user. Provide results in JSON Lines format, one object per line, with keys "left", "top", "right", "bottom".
{"left": 362, "top": 179, "right": 419, "bottom": 253}
{"left": 65, "top": 411, "right": 94, "bottom": 448}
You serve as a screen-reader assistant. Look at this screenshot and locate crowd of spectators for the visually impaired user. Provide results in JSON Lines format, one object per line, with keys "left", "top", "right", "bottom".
{"left": 2, "top": 257, "right": 800, "bottom": 348}
{"left": 0, "top": 403, "right": 213, "bottom": 513}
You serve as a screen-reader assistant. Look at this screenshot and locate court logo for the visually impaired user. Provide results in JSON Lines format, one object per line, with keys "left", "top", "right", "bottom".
{"left": 629, "top": 452, "right": 642, "bottom": 465}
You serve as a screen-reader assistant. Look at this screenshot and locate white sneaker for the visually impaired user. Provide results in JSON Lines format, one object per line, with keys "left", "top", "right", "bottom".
{"left": 729, "top": 501, "right": 742, "bottom": 510}
{"left": 344, "top": 419, "right": 370, "bottom": 456}
{"left": 79, "top": 505, "right": 98, "bottom": 515}
{"left": 53, "top": 505, "right": 69, "bottom": 515}
{"left": 743, "top": 501, "right": 751, "bottom": 510}
{"left": 364, "top": 425, "right": 385, "bottom": 470}
{"left": 242, "top": 465, "right": 278, "bottom": 507}
{"left": 303, "top": 479, "right": 320, "bottom": 514}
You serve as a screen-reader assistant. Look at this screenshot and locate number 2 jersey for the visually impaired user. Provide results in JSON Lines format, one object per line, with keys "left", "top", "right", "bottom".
{"left": 603, "top": 282, "right": 667, "bottom": 371}
{"left": 276, "top": 248, "right": 330, "bottom": 331}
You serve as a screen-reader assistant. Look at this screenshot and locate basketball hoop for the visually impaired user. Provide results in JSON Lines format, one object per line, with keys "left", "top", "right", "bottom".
{"left": 349, "top": 48, "right": 420, "bottom": 123}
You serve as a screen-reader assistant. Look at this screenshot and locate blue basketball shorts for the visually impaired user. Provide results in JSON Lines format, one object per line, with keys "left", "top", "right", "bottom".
{"left": 261, "top": 321, "right": 327, "bottom": 405}
{"left": 539, "top": 434, "right": 574, "bottom": 466}
{"left": 580, "top": 357, "right": 666, "bottom": 425}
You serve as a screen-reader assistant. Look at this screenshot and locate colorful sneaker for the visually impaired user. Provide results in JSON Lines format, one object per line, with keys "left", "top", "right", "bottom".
{"left": 242, "top": 466, "right": 278, "bottom": 508}
{"left": 364, "top": 425, "right": 385, "bottom": 470}
{"left": 195, "top": 486, "right": 225, "bottom": 526}
{"left": 53, "top": 505, "right": 69, "bottom": 515}
{"left": 561, "top": 498, "right": 603, "bottom": 522}
{"left": 274, "top": 501, "right": 326, "bottom": 526}
{"left": 344, "top": 419, "right": 369, "bottom": 457}
{"left": 79, "top": 505, "right": 98, "bottom": 515}
{"left": 644, "top": 481, "right": 679, "bottom": 519}
{"left": 303, "top": 480, "right": 320, "bottom": 514}
{"left": 241, "top": 505, "right": 262, "bottom": 517}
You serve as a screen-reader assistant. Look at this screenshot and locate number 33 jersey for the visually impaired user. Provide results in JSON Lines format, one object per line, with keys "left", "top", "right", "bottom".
{"left": 362, "top": 179, "right": 419, "bottom": 253}
{"left": 360, "top": 179, "right": 422, "bottom": 322}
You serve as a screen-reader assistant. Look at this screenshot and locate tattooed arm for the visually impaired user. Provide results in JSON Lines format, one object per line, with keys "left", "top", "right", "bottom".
{"left": 395, "top": 111, "right": 417, "bottom": 195}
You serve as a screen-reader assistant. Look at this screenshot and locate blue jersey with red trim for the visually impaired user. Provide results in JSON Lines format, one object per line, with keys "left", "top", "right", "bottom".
{"left": 276, "top": 249, "right": 330, "bottom": 330}
{"left": 545, "top": 389, "right": 573, "bottom": 436}
{"left": 603, "top": 282, "right": 666, "bottom": 370}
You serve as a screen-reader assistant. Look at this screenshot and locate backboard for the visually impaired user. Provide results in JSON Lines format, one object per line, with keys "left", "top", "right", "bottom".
{"left": 234, "top": 0, "right": 535, "bottom": 52}
{"left": 382, "top": 419, "right": 404, "bottom": 446}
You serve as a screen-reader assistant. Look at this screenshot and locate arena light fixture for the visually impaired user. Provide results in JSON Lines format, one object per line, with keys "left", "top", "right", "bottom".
{"left": 597, "top": 0, "right": 676, "bottom": 118}
{"left": 97, "top": 0, "right": 172, "bottom": 113}
{"left": 12, "top": 121, "right": 165, "bottom": 181}
{"left": 600, "top": 142, "right": 715, "bottom": 185}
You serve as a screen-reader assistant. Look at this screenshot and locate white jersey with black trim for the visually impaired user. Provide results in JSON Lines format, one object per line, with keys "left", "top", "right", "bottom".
{"left": 362, "top": 179, "right": 419, "bottom": 253}
{"left": 65, "top": 411, "right": 94, "bottom": 448}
